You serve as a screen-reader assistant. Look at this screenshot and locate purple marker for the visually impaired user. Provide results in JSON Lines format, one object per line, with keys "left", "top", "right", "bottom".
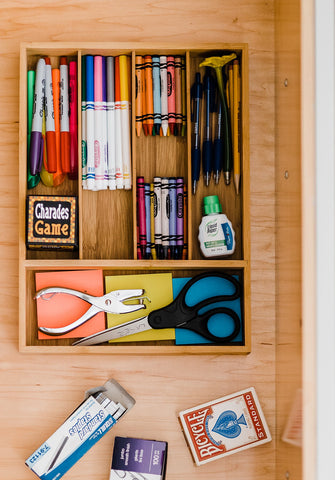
{"left": 30, "top": 58, "right": 46, "bottom": 175}
{"left": 176, "top": 177, "right": 184, "bottom": 259}
{"left": 144, "top": 183, "right": 151, "bottom": 259}
{"left": 169, "top": 177, "right": 177, "bottom": 259}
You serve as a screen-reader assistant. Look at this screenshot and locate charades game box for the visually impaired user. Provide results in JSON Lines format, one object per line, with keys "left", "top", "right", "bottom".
{"left": 179, "top": 387, "right": 271, "bottom": 466}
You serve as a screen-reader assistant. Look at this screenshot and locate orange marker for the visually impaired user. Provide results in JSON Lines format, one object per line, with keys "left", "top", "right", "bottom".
{"left": 174, "top": 57, "right": 182, "bottom": 136}
{"left": 135, "top": 55, "right": 144, "bottom": 136}
{"left": 143, "top": 55, "right": 154, "bottom": 136}
{"left": 51, "top": 68, "right": 65, "bottom": 186}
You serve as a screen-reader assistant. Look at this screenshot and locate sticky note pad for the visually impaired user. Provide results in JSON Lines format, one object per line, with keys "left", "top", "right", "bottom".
{"left": 35, "top": 270, "right": 105, "bottom": 339}
{"left": 174, "top": 275, "right": 243, "bottom": 345}
{"left": 105, "top": 273, "right": 175, "bottom": 342}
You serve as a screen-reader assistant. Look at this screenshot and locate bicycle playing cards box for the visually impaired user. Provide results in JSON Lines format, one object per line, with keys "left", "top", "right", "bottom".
{"left": 178, "top": 387, "right": 271, "bottom": 466}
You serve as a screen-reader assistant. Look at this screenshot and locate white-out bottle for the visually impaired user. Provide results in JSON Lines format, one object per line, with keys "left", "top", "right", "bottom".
{"left": 198, "top": 195, "right": 235, "bottom": 257}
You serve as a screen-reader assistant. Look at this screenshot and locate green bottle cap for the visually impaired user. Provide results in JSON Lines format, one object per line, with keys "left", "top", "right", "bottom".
{"left": 203, "top": 195, "right": 222, "bottom": 215}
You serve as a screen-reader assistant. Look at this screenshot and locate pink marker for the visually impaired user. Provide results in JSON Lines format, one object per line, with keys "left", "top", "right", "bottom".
{"left": 69, "top": 61, "right": 78, "bottom": 178}
{"left": 60, "top": 57, "right": 70, "bottom": 174}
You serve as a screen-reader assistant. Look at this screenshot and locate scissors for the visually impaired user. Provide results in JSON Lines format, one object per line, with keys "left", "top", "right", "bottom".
{"left": 73, "top": 271, "right": 242, "bottom": 346}
{"left": 35, "top": 287, "right": 147, "bottom": 336}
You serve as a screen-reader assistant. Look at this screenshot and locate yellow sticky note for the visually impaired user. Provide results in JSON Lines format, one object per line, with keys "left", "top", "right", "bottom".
{"left": 105, "top": 273, "right": 175, "bottom": 342}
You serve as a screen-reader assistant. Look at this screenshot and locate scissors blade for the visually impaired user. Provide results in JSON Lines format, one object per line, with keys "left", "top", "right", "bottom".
{"left": 72, "top": 316, "right": 151, "bottom": 346}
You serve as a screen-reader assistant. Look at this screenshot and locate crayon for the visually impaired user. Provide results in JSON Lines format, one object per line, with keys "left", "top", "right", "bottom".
{"left": 159, "top": 56, "right": 168, "bottom": 136}
{"left": 51, "top": 67, "right": 65, "bottom": 187}
{"left": 136, "top": 185, "right": 142, "bottom": 259}
{"left": 81, "top": 56, "right": 87, "bottom": 189}
{"left": 182, "top": 183, "right": 188, "bottom": 260}
{"left": 143, "top": 55, "right": 154, "bottom": 136}
{"left": 145, "top": 183, "right": 151, "bottom": 259}
{"left": 167, "top": 56, "right": 176, "bottom": 135}
{"left": 44, "top": 58, "right": 57, "bottom": 173}
{"left": 85, "top": 55, "right": 95, "bottom": 189}
{"left": 176, "top": 177, "right": 184, "bottom": 259}
{"left": 150, "top": 182, "right": 157, "bottom": 260}
{"left": 119, "top": 55, "right": 132, "bottom": 189}
{"left": 168, "top": 177, "right": 177, "bottom": 259}
{"left": 153, "top": 176, "right": 163, "bottom": 259}
{"left": 152, "top": 56, "right": 161, "bottom": 136}
{"left": 137, "top": 176, "right": 147, "bottom": 258}
{"left": 114, "top": 56, "right": 124, "bottom": 189}
{"left": 135, "top": 55, "right": 144, "bottom": 137}
{"left": 161, "top": 177, "right": 170, "bottom": 259}
{"left": 174, "top": 56, "right": 182, "bottom": 136}
{"left": 106, "top": 57, "right": 116, "bottom": 190}
{"left": 60, "top": 57, "right": 71, "bottom": 174}
{"left": 69, "top": 60, "right": 78, "bottom": 179}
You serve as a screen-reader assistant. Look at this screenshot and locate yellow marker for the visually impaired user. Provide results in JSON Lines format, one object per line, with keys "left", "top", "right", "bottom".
{"left": 119, "top": 55, "right": 132, "bottom": 189}
{"left": 233, "top": 59, "right": 241, "bottom": 195}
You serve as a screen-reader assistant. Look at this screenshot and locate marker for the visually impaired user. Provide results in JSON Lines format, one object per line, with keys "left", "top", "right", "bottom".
{"left": 144, "top": 55, "right": 154, "bottom": 136}
{"left": 51, "top": 67, "right": 65, "bottom": 186}
{"left": 167, "top": 56, "right": 176, "bottom": 135}
{"left": 81, "top": 55, "right": 87, "bottom": 189}
{"left": 85, "top": 55, "right": 95, "bottom": 189}
{"left": 30, "top": 58, "right": 45, "bottom": 176}
{"left": 174, "top": 56, "right": 182, "bottom": 136}
{"left": 145, "top": 183, "right": 151, "bottom": 259}
{"left": 114, "top": 56, "right": 123, "bottom": 189}
{"left": 119, "top": 55, "right": 132, "bottom": 189}
{"left": 161, "top": 177, "right": 169, "bottom": 259}
{"left": 137, "top": 177, "right": 146, "bottom": 258}
{"left": 176, "top": 177, "right": 184, "bottom": 259}
{"left": 135, "top": 55, "right": 144, "bottom": 137}
{"left": 60, "top": 57, "right": 71, "bottom": 174}
{"left": 106, "top": 56, "right": 116, "bottom": 190}
{"left": 152, "top": 56, "right": 161, "bottom": 136}
{"left": 93, "top": 56, "right": 105, "bottom": 190}
{"left": 69, "top": 60, "right": 78, "bottom": 178}
{"left": 159, "top": 56, "right": 168, "bottom": 136}
{"left": 27, "top": 69, "right": 40, "bottom": 188}
{"left": 44, "top": 58, "right": 57, "bottom": 173}
{"left": 150, "top": 183, "right": 157, "bottom": 260}
{"left": 153, "top": 176, "right": 163, "bottom": 259}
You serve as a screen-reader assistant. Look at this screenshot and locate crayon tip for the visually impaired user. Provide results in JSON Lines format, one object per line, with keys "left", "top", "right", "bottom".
{"left": 155, "top": 124, "right": 161, "bottom": 136}
{"left": 148, "top": 125, "right": 153, "bottom": 136}
{"left": 136, "top": 124, "right": 142, "bottom": 137}
{"left": 169, "top": 123, "right": 175, "bottom": 136}
{"left": 143, "top": 124, "right": 148, "bottom": 136}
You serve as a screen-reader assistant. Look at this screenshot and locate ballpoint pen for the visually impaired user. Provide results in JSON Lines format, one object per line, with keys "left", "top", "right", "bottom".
{"left": 202, "top": 68, "right": 215, "bottom": 186}
{"left": 191, "top": 72, "right": 203, "bottom": 195}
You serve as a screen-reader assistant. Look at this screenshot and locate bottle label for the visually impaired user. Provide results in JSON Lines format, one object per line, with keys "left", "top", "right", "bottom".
{"left": 221, "top": 222, "right": 234, "bottom": 251}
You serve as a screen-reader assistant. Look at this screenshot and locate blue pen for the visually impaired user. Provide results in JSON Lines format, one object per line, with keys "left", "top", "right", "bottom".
{"left": 152, "top": 56, "right": 161, "bottom": 136}
{"left": 202, "top": 68, "right": 215, "bottom": 186}
{"left": 191, "top": 72, "right": 203, "bottom": 194}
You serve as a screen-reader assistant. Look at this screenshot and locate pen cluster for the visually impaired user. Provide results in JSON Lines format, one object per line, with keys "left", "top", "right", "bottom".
{"left": 27, "top": 56, "right": 78, "bottom": 189}
{"left": 136, "top": 176, "right": 187, "bottom": 260}
{"left": 135, "top": 55, "right": 187, "bottom": 137}
{"left": 81, "top": 55, "right": 132, "bottom": 191}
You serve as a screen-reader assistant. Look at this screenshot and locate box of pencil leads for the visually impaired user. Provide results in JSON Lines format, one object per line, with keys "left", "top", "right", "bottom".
{"left": 178, "top": 387, "right": 271, "bottom": 466}
{"left": 110, "top": 437, "right": 168, "bottom": 480}
{"left": 25, "top": 379, "right": 135, "bottom": 480}
{"left": 26, "top": 195, "right": 78, "bottom": 250}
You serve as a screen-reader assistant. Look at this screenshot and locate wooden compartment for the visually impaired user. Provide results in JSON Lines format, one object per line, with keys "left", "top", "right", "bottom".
{"left": 19, "top": 42, "right": 250, "bottom": 354}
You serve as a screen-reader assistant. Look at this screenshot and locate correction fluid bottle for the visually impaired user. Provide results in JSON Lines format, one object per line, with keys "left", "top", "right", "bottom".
{"left": 198, "top": 195, "right": 235, "bottom": 257}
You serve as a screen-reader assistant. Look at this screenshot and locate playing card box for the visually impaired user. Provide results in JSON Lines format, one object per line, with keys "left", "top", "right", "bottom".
{"left": 178, "top": 387, "right": 271, "bottom": 466}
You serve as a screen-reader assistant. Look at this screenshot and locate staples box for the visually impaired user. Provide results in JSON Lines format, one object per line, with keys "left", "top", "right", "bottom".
{"left": 179, "top": 387, "right": 271, "bottom": 466}
{"left": 25, "top": 379, "right": 135, "bottom": 480}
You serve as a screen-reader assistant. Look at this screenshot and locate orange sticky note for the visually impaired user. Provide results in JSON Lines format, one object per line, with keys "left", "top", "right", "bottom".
{"left": 35, "top": 270, "right": 105, "bottom": 339}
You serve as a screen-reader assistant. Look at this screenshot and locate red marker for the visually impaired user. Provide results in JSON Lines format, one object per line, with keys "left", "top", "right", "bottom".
{"left": 60, "top": 57, "right": 71, "bottom": 173}
{"left": 69, "top": 60, "right": 78, "bottom": 178}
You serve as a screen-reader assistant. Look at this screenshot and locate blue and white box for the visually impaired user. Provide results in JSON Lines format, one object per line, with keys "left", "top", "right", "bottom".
{"left": 110, "top": 437, "right": 168, "bottom": 480}
{"left": 25, "top": 379, "right": 135, "bottom": 480}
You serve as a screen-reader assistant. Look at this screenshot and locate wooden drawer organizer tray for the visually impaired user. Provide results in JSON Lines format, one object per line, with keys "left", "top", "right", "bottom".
{"left": 19, "top": 43, "right": 250, "bottom": 354}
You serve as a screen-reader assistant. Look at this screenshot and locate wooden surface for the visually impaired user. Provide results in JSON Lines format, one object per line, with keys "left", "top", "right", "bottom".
{"left": 0, "top": 1, "right": 283, "bottom": 479}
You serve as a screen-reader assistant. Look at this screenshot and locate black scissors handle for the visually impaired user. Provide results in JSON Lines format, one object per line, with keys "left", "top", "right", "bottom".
{"left": 147, "top": 271, "right": 241, "bottom": 343}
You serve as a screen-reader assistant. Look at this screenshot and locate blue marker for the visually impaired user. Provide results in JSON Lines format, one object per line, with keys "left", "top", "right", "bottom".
{"left": 145, "top": 183, "right": 151, "bottom": 259}
{"left": 85, "top": 55, "right": 95, "bottom": 190}
{"left": 152, "top": 56, "right": 161, "bottom": 136}
{"left": 169, "top": 177, "right": 177, "bottom": 259}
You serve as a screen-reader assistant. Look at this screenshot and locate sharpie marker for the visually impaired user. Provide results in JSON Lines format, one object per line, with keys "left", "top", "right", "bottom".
{"left": 44, "top": 58, "right": 57, "bottom": 173}
{"left": 30, "top": 58, "right": 46, "bottom": 175}
{"left": 60, "top": 57, "right": 71, "bottom": 174}
{"left": 69, "top": 60, "right": 78, "bottom": 178}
